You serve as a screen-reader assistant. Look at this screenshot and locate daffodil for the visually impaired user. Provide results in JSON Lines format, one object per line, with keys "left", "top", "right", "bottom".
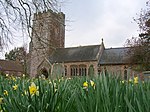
{"left": 22, "top": 74, "right": 25, "bottom": 77}
{"left": 90, "top": 80, "right": 96, "bottom": 89}
{"left": 68, "top": 77, "right": 71, "bottom": 80}
{"left": 83, "top": 81, "right": 88, "bottom": 89}
{"left": 129, "top": 79, "right": 132, "bottom": 83}
{"left": 134, "top": 77, "right": 138, "bottom": 84}
{"left": 121, "top": 80, "right": 125, "bottom": 84}
{"left": 24, "top": 90, "right": 27, "bottom": 95}
{"left": 0, "top": 97, "right": 4, "bottom": 104}
{"left": 90, "top": 80, "right": 95, "bottom": 87}
{"left": 12, "top": 84, "right": 18, "bottom": 90}
{"left": 29, "top": 82, "right": 39, "bottom": 96}
{"left": 6, "top": 74, "right": 9, "bottom": 77}
{"left": 12, "top": 77, "right": 16, "bottom": 82}
{"left": 3, "top": 90, "right": 8, "bottom": 96}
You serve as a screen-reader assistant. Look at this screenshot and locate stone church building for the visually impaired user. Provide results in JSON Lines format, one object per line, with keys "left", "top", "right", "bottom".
{"left": 29, "top": 10, "right": 139, "bottom": 79}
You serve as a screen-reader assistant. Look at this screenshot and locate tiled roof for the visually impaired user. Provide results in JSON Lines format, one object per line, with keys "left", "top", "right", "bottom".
{"left": 49, "top": 45, "right": 100, "bottom": 63}
{"left": 0, "top": 60, "right": 23, "bottom": 72}
{"left": 98, "top": 47, "right": 130, "bottom": 65}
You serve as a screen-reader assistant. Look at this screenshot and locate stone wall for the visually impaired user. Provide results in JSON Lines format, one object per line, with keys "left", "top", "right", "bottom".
{"left": 62, "top": 61, "right": 98, "bottom": 77}
{"left": 99, "top": 64, "right": 143, "bottom": 79}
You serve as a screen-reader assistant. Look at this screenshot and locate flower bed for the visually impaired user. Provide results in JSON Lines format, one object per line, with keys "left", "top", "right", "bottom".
{"left": 0, "top": 74, "right": 150, "bottom": 112}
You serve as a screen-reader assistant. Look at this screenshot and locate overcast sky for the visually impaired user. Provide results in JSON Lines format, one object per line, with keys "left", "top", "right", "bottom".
{"left": 0, "top": 0, "right": 147, "bottom": 59}
{"left": 62, "top": 0, "right": 147, "bottom": 48}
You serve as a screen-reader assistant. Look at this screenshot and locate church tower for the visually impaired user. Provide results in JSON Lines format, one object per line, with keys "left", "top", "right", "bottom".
{"left": 29, "top": 10, "right": 65, "bottom": 77}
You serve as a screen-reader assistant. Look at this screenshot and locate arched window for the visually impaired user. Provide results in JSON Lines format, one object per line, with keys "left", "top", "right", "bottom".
{"left": 70, "top": 65, "right": 78, "bottom": 76}
{"left": 41, "top": 67, "right": 48, "bottom": 78}
{"left": 64, "top": 65, "right": 67, "bottom": 76}
{"left": 79, "top": 65, "right": 87, "bottom": 76}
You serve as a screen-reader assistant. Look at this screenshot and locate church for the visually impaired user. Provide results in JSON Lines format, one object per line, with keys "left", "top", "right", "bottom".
{"left": 28, "top": 10, "right": 140, "bottom": 79}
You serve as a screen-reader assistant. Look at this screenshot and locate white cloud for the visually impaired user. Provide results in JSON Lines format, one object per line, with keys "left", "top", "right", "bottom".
{"left": 63, "top": 0, "right": 147, "bottom": 48}
{"left": 0, "top": 0, "right": 147, "bottom": 58}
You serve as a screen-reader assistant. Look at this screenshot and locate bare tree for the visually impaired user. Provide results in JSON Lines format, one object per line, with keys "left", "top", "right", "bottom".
{"left": 0, "top": 0, "right": 61, "bottom": 50}
{"left": 125, "top": 37, "right": 150, "bottom": 71}
{"left": 125, "top": 1, "right": 150, "bottom": 71}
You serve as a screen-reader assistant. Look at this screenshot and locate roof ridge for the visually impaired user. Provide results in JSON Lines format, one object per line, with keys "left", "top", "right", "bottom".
{"left": 105, "top": 47, "right": 130, "bottom": 50}
{"left": 56, "top": 44, "right": 101, "bottom": 50}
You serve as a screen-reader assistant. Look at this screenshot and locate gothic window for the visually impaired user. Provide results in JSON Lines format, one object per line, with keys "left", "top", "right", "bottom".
{"left": 41, "top": 67, "right": 48, "bottom": 78}
{"left": 70, "top": 65, "right": 78, "bottom": 76}
{"left": 79, "top": 65, "right": 87, "bottom": 76}
{"left": 64, "top": 65, "right": 67, "bottom": 76}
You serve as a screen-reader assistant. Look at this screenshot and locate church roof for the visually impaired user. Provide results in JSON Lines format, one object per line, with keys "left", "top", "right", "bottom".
{"left": 0, "top": 60, "right": 23, "bottom": 72}
{"left": 49, "top": 45, "right": 100, "bottom": 63}
{"left": 98, "top": 47, "right": 130, "bottom": 65}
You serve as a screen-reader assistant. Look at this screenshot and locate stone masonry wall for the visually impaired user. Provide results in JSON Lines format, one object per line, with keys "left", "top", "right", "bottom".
{"left": 61, "top": 61, "right": 98, "bottom": 77}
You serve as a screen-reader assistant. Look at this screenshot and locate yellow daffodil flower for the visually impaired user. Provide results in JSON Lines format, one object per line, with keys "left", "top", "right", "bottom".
{"left": 29, "top": 82, "right": 39, "bottom": 96}
{"left": 12, "top": 77, "right": 16, "bottom": 82}
{"left": 0, "top": 97, "right": 4, "bottom": 104}
{"left": 12, "top": 84, "right": 18, "bottom": 90}
{"left": 90, "top": 80, "right": 96, "bottom": 89}
{"left": 4, "top": 90, "right": 8, "bottom": 96}
{"left": 134, "top": 77, "right": 138, "bottom": 84}
{"left": 83, "top": 81, "right": 88, "bottom": 88}
{"left": 90, "top": 80, "right": 95, "bottom": 87}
